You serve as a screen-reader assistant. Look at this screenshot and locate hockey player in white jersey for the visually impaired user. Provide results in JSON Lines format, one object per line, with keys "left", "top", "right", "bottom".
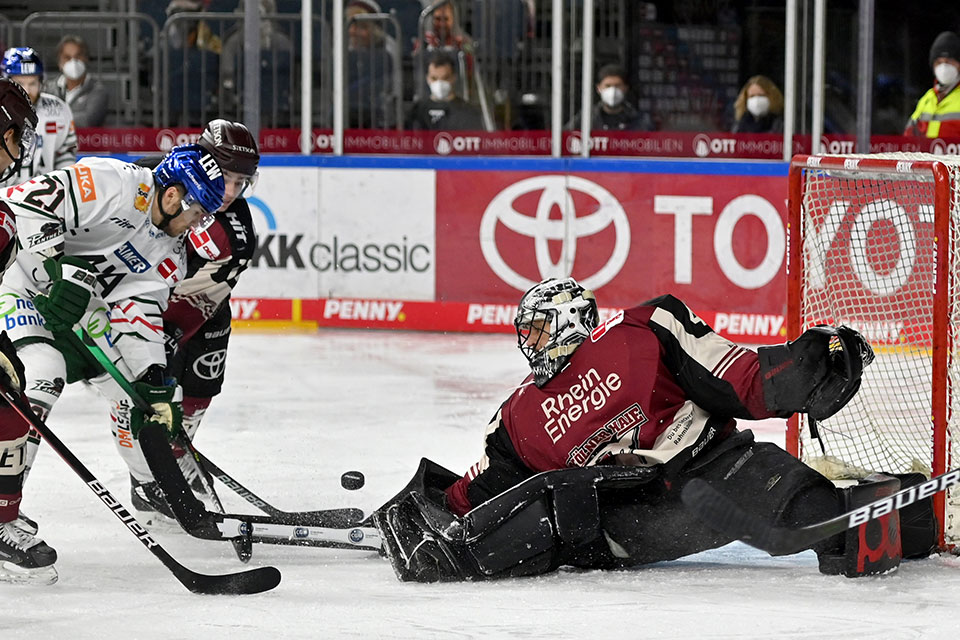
{"left": 0, "top": 143, "right": 224, "bottom": 582}
{"left": 0, "top": 47, "right": 77, "bottom": 188}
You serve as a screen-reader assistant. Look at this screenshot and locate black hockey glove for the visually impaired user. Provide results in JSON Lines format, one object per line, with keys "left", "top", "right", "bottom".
{"left": 34, "top": 256, "right": 98, "bottom": 335}
{"left": 130, "top": 378, "right": 184, "bottom": 441}
{"left": 758, "top": 325, "right": 874, "bottom": 420}
{"left": 0, "top": 330, "right": 25, "bottom": 400}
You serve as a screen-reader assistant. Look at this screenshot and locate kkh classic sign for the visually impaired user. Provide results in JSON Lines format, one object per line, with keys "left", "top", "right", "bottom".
{"left": 435, "top": 170, "right": 789, "bottom": 316}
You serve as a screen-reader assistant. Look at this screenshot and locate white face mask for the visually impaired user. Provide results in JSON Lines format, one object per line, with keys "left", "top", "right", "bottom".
{"left": 934, "top": 62, "right": 960, "bottom": 87}
{"left": 746, "top": 95, "right": 770, "bottom": 117}
{"left": 599, "top": 86, "right": 624, "bottom": 108}
{"left": 429, "top": 79, "right": 452, "bottom": 101}
{"left": 62, "top": 58, "right": 86, "bottom": 81}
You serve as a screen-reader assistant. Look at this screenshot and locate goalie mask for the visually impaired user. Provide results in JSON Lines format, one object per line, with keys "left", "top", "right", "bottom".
{"left": 514, "top": 278, "right": 599, "bottom": 387}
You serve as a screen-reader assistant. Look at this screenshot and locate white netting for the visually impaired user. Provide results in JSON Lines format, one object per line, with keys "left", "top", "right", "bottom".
{"left": 793, "top": 152, "right": 960, "bottom": 546}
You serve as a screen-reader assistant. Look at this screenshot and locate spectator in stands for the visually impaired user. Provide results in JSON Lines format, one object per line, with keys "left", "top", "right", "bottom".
{"left": 346, "top": 0, "right": 399, "bottom": 129}
{"left": 413, "top": 1, "right": 475, "bottom": 100}
{"left": 0, "top": 47, "right": 76, "bottom": 188}
{"left": 731, "top": 75, "right": 784, "bottom": 134}
{"left": 406, "top": 51, "right": 483, "bottom": 130}
{"left": 905, "top": 31, "right": 960, "bottom": 138}
{"left": 43, "top": 35, "right": 109, "bottom": 128}
{"left": 565, "top": 64, "right": 651, "bottom": 131}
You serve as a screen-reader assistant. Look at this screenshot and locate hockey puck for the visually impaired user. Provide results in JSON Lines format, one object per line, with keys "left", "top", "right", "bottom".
{"left": 341, "top": 470, "right": 365, "bottom": 490}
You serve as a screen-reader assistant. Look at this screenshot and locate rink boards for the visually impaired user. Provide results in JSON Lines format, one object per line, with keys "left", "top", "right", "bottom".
{"left": 193, "top": 155, "right": 788, "bottom": 343}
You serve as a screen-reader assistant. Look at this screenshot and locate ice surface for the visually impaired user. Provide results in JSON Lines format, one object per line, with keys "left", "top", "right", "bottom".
{"left": 6, "top": 330, "right": 958, "bottom": 639}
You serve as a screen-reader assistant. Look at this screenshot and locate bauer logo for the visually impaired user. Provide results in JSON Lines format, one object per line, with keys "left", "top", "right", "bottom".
{"left": 114, "top": 242, "right": 151, "bottom": 273}
{"left": 480, "top": 175, "right": 630, "bottom": 292}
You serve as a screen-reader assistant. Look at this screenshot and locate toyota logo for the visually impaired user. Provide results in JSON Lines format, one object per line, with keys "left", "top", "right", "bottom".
{"left": 479, "top": 176, "right": 631, "bottom": 291}
{"left": 193, "top": 349, "right": 228, "bottom": 380}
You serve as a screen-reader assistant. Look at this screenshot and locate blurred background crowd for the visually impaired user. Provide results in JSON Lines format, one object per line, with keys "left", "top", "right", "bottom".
{"left": 0, "top": 0, "right": 958, "bottom": 142}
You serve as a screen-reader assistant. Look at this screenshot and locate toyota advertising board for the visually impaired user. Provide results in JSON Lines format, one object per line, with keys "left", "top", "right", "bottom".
{"left": 435, "top": 170, "right": 789, "bottom": 317}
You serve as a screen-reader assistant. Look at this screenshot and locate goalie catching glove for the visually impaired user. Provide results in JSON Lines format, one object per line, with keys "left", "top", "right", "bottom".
{"left": 33, "top": 256, "right": 98, "bottom": 335}
{"left": 130, "top": 368, "right": 183, "bottom": 440}
{"left": 758, "top": 325, "right": 875, "bottom": 420}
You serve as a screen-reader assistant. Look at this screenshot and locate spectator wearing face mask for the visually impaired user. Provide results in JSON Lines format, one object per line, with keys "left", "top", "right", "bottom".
{"left": 905, "top": 31, "right": 960, "bottom": 138}
{"left": 731, "top": 75, "right": 784, "bottom": 134}
{"left": 43, "top": 35, "right": 109, "bottom": 128}
{"left": 565, "top": 64, "right": 651, "bottom": 131}
{"left": 406, "top": 52, "right": 483, "bottom": 131}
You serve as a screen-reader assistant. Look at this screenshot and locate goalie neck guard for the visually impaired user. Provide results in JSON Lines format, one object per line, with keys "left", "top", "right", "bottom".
{"left": 514, "top": 277, "right": 599, "bottom": 387}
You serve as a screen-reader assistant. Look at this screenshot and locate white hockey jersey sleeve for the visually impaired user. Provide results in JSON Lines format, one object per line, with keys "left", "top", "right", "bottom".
{"left": 2, "top": 158, "right": 186, "bottom": 379}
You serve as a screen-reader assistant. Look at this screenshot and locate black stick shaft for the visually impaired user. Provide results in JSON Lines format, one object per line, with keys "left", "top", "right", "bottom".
{"left": 0, "top": 384, "right": 280, "bottom": 594}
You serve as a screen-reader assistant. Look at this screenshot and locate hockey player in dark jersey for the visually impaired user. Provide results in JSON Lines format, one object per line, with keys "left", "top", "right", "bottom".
{"left": 0, "top": 78, "right": 54, "bottom": 584}
{"left": 374, "top": 277, "right": 932, "bottom": 583}
{"left": 130, "top": 119, "right": 259, "bottom": 519}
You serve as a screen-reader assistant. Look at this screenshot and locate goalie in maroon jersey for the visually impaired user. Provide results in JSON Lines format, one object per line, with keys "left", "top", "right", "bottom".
{"left": 374, "top": 277, "right": 937, "bottom": 582}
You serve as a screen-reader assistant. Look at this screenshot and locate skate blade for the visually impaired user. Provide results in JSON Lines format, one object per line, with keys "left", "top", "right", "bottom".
{"left": 0, "top": 561, "right": 58, "bottom": 585}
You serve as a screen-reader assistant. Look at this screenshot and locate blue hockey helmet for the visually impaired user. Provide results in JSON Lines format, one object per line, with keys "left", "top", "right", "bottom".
{"left": 1, "top": 47, "right": 44, "bottom": 80}
{"left": 153, "top": 144, "right": 225, "bottom": 224}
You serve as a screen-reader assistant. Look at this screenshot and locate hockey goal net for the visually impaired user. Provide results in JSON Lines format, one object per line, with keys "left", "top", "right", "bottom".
{"left": 787, "top": 152, "right": 960, "bottom": 549}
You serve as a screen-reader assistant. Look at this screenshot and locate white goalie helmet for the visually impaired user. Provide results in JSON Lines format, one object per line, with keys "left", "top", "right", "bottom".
{"left": 514, "top": 277, "right": 599, "bottom": 387}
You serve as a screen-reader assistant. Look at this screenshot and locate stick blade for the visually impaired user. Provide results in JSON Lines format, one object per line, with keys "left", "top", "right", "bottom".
{"left": 681, "top": 479, "right": 808, "bottom": 555}
{"left": 178, "top": 566, "right": 282, "bottom": 595}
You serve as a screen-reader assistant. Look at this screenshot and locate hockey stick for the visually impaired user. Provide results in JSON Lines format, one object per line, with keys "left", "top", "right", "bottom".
{"left": 77, "top": 329, "right": 364, "bottom": 528}
{"left": 192, "top": 449, "right": 364, "bottom": 527}
{"left": 0, "top": 382, "right": 280, "bottom": 594}
{"left": 72, "top": 329, "right": 252, "bottom": 564}
{"left": 681, "top": 470, "right": 960, "bottom": 555}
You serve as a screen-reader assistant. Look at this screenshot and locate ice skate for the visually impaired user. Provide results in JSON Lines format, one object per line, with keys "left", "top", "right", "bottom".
{"left": 0, "top": 520, "right": 57, "bottom": 585}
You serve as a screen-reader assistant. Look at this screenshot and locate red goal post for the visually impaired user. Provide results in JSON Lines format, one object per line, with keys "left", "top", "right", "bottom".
{"left": 786, "top": 153, "right": 959, "bottom": 549}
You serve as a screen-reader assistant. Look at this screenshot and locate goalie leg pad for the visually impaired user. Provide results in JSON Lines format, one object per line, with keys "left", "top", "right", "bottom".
{"left": 373, "top": 463, "right": 658, "bottom": 582}
{"left": 816, "top": 474, "right": 902, "bottom": 577}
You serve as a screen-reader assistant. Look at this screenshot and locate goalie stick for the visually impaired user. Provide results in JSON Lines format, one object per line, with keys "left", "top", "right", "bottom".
{"left": 0, "top": 382, "right": 281, "bottom": 595}
{"left": 680, "top": 470, "right": 960, "bottom": 555}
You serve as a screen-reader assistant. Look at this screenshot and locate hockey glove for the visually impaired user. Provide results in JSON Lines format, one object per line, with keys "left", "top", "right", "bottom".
{"left": 130, "top": 381, "right": 184, "bottom": 441}
{"left": 33, "top": 256, "right": 98, "bottom": 335}
{"left": 758, "top": 325, "right": 875, "bottom": 420}
{"left": 0, "top": 330, "right": 25, "bottom": 398}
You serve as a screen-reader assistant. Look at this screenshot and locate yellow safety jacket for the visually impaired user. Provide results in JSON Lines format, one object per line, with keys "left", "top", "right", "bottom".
{"left": 905, "top": 83, "right": 960, "bottom": 137}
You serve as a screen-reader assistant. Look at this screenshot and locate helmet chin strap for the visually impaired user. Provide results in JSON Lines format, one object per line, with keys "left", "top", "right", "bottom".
{"left": 157, "top": 191, "right": 184, "bottom": 230}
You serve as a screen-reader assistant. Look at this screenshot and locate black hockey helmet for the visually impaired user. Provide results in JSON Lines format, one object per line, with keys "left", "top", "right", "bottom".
{"left": 0, "top": 77, "right": 37, "bottom": 182}
{"left": 514, "top": 277, "right": 599, "bottom": 387}
{"left": 197, "top": 119, "right": 260, "bottom": 177}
